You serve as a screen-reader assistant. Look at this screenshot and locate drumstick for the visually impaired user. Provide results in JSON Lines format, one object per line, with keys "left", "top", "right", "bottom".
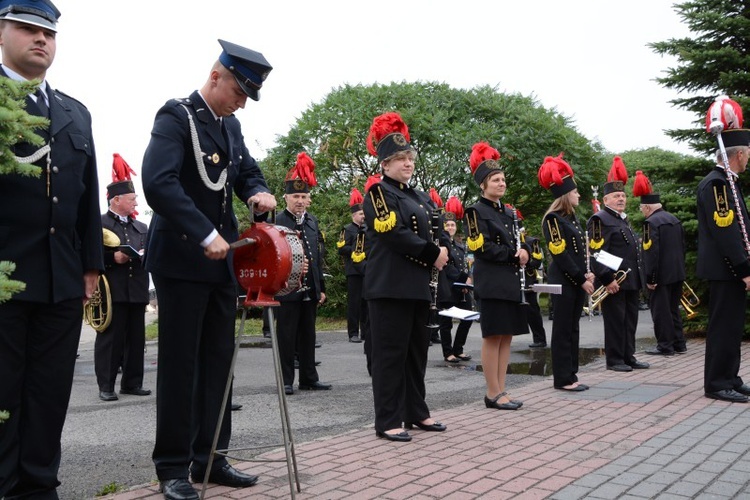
{"left": 229, "top": 237, "right": 256, "bottom": 250}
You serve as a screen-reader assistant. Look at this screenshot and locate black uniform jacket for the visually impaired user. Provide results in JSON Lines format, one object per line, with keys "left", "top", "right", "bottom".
{"left": 542, "top": 212, "right": 587, "bottom": 287}
{"left": 0, "top": 70, "right": 103, "bottom": 303}
{"left": 642, "top": 208, "right": 685, "bottom": 286}
{"left": 696, "top": 167, "right": 750, "bottom": 281}
{"left": 437, "top": 235, "right": 470, "bottom": 303}
{"left": 142, "top": 91, "right": 270, "bottom": 283}
{"left": 587, "top": 206, "right": 642, "bottom": 290}
{"left": 337, "top": 222, "right": 367, "bottom": 277}
{"left": 465, "top": 198, "right": 529, "bottom": 302}
{"left": 523, "top": 233, "right": 544, "bottom": 286}
{"left": 101, "top": 212, "right": 149, "bottom": 304}
{"left": 274, "top": 209, "right": 325, "bottom": 302}
{"left": 362, "top": 175, "right": 440, "bottom": 302}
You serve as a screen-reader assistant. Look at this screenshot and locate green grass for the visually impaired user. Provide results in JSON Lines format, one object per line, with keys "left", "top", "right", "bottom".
{"left": 145, "top": 316, "right": 347, "bottom": 340}
{"left": 95, "top": 482, "right": 124, "bottom": 496}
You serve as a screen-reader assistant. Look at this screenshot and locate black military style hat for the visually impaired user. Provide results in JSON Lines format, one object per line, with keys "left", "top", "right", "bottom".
{"left": 106, "top": 180, "right": 135, "bottom": 200}
{"left": 720, "top": 129, "right": 750, "bottom": 148}
{"left": 0, "top": 0, "right": 60, "bottom": 32}
{"left": 218, "top": 39, "right": 272, "bottom": 102}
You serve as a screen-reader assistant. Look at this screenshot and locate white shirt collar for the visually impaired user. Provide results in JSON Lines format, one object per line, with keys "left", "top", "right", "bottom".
{"left": 605, "top": 204, "right": 627, "bottom": 220}
{"left": 197, "top": 90, "right": 220, "bottom": 122}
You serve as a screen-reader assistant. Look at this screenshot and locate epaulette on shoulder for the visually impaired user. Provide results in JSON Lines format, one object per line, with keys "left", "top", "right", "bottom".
{"left": 367, "top": 183, "right": 396, "bottom": 232}
{"left": 589, "top": 214, "right": 604, "bottom": 250}
{"left": 465, "top": 207, "right": 484, "bottom": 251}
{"left": 708, "top": 178, "right": 734, "bottom": 227}
{"left": 545, "top": 213, "right": 566, "bottom": 255}
{"left": 53, "top": 89, "right": 88, "bottom": 109}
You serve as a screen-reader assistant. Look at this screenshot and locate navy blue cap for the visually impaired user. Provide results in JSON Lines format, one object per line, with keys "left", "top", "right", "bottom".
{"left": 217, "top": 39, "right": 272, "bottom": 101}
{"left": 0, "top": 0, "right": 59, "bottom": 32}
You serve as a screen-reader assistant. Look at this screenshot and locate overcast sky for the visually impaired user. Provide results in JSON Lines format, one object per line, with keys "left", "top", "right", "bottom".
{"left": 44, "top": 0, "right": 696, "bottom": 213}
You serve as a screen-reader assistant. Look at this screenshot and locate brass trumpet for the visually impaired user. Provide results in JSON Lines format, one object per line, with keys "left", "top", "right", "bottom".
{"left": 590, "top": 269, "right": 631, "bottom": 310}
{"left": 680, "top": 281, "right": 700, "bottom": 320}
{"left": 83, "top": 228, "right": 119, "bottom": 332}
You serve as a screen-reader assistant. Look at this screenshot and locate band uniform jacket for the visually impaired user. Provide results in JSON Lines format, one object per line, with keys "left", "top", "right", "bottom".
{"left": 587, "top": 206, "right": 643, "bottom": 290}
{"left": 437, "top": 235, "right": 470, "bottom": 303}
{"left": 337, "top": 222, "right": 367, "bottom": 277}
{"left": 641, "top": 208, "right": 686, "bottom": 286}
{"left": 696, "top": 167, "right": 750, "bottom": 281}
{"left": 465, "top": 198, "right": 530, "bottom": 302}
{"left": 101, "top": 212, "right": 149, "bottom": 304}
{"left": 542, "top": 212, "right": 587, "bottom": 287}
{"left": 142, "top": 91, "right": 270, "bottom": 283}
{"left": 0, "top": 71, "right": 103, "bottom": 303}
{"left": 275, "top": 209, "right": 326, "bottom": 302}
{"left": 362, "top": 176, "right": 441, "bottom": 302}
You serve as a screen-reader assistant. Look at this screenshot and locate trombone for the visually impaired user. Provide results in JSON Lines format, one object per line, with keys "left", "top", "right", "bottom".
{"left": 589, "top": 269, "right": 631, "bottom": 310}
{"left": 680, "top": 281, "right": 700, "bottom": 320}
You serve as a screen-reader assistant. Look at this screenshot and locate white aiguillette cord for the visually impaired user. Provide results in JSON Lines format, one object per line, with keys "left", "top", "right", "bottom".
{"left": 180, "top": 104, "right": 227, "bottom": 192}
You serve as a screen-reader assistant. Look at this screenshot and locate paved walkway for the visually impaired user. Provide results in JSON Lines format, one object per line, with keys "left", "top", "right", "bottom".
{"left": 104, "top": 335, "right": 750, "bottom": 500}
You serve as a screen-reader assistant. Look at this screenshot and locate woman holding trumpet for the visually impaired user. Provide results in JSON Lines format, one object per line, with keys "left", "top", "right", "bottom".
{"left": 464, "top": 142, "right": 528, "bottom": 410}
{"left": 538, "top": 155, "right": 595, "bottom": 391}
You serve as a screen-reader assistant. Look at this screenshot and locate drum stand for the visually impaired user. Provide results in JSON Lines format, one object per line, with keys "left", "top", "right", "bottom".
{"left": 201, "top": 305, "right": 300, "bottom": 499}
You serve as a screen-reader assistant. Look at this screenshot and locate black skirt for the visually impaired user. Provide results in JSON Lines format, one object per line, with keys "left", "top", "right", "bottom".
{"left": 478, "top": 298, "right": 529, "bottom": 337}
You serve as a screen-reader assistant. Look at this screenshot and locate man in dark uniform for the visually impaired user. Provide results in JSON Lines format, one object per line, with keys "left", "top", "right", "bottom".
{"left": 633, "top": 170, "right": 687, "bottom": 357}
{"left": 142, "top": 40, "right": 275, "bottom": 500}
{"left": 588, "top": 157, "right": 649, "bottom": 373}
{"left": 275, "top": 153, "right": 331, "bottom": 396}
{"left": 95, "top": 176, "right": 151, "bottom": 402}
{"left": 0, "top": 2, "right": 104, "bottom": 497}
{"left": 697, "top": 126, "right": 750, "bottom": 403}
{"left": 337, "top": 188, "right": 367, "bottom": 344}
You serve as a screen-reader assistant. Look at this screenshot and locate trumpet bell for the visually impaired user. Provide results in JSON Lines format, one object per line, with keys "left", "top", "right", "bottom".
{"left": 84, "top": 275, "right": 112, "bottom": 332}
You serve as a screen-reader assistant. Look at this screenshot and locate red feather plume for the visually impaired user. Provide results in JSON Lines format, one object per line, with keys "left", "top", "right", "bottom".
{"left": 445, "top": 196, "right": 464, "bottom": 220}
{"left": 632, "top": 170, "right": 653, "bottom": 197}
{"left": 537, "top": 153, "right": 573, "bottom": 190}
{"left": 349, "top": 188, "right": 364, "bottom": 207}
{"left": 286, "top": 152, "right": 317, "bottom": 187}
{"left": 607, "top": 156, "right": 628, "bottom": 185}
{"left": 366, "top": 112, "right": 410, "bottom": 157}
{"left": 469, "top": 142, "right": 500, "bottom": 173}
{"left": 429, "top": 188, "right": 443, "bottom": 208}
{"left": 705, "top": 95, "right": 744, "bottom": 133}
{"left": 505, "top": 203, "right": 524, "bottom": 221}
{"left": 112, "top": 153, "right": 137, "bottom": 182}
{"left": 364, "top": 173, "right": 382, "bottom": 193}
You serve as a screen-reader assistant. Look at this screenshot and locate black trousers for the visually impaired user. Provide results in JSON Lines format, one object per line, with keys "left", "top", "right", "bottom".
{"left": 151, "top": 275, "right": 235, "bottom": 480}
{"left": 0, "top": 299, "right": 81, "bottom": 499}
{"left": 437, "top": 300, "right": 471, "bottom": 358}
{"left": 601, "top": 289, "right": 639, "bottom": 367}
{"left": 369, "top": 298, "right": 431, "bottom": 432}
{"left": 346, "top": 275, "right": 368, "bottom": 339}
{"left": 94, "top": 302, "right": 147, "bottom": 391}
{"left": 648, "top": 282, "right": 685, "bottom": 353}
{"left": 526, "top": 291, "right": 547, "bottom": 344}
{"left": 551, "top": 286, "right": 585, "bottom": 387}
{"left": 704, "top": 280, "right": 746, "bottom": 393}
{"left": 278, "top": 299, "right": 319, "bottom": 387}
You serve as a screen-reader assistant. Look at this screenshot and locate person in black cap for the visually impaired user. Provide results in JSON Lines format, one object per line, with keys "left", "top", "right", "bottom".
{"left": 0, "top": 1, "right": 105, "bottom": 497}
{"left": 633, "top": 170, "right": 687, "bottom": 357}
{"left": 587, "top": 157, "right": 649, "bottom": 373}
{"left": 337, "top": 188, "right": 368, "bottom": 344}
{"left": 539, "top": 154, "right": 595, "bottom": 391}
{"left": 274, "top": 152, "right": 330, "bottom": 396}
{"left": 142, "top": 39, "right": 275, "bottom": 499}
{"left": 363, "top": 112, "right": 449, "bottom": 442}
{"left": 95, "top": 154, "right": 151, "bottom": 402}
{"left": 697, "top": 109, "right": 750, "bottom": 403}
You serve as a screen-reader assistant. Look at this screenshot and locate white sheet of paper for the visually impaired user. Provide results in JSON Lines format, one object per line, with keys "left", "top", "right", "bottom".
{"left": 438, "top": 306, "right": 480, "bottom": 321}
{"left": 595, "top": 250, "right": 623, "bottom": 271}
{"left": 530, "top": 284, "right": 562, "bottom": 295}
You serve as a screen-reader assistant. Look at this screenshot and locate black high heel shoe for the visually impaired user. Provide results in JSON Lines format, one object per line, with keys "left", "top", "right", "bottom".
{"left": 376, "top": 430, "right": 412, "bottom": 442}
{"left": 405, "top": 420, "right": 447, "bottom": 432}
{"left": 484, "top": 392, "right": 521, "bottom": 410}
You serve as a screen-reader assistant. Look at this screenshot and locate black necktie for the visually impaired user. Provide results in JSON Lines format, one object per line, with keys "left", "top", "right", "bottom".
{"left": 35, "top": 88, "right": 48, "bottom": 118}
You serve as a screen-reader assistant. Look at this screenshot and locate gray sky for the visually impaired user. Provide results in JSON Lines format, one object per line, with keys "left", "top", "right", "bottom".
{"left": 46, "top": 0, "right": 695, "bottom": 213}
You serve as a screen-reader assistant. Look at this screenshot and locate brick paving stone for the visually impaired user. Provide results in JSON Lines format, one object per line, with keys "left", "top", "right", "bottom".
{"left": 585, "top": 481, "right": 631, "bottom": 498}
{"left": 663, "top": 479, "right": 707, "bottom": 497}
{"left": 608, "top": 472, "right": 648, "bottom": 487}
{"left": 549, "top": 484, "right": 592, "bottom": 499}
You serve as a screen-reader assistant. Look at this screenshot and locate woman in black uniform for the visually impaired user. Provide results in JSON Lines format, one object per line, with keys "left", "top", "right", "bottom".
{"left": 538, "top": 154, "right": 595, "bottom": 391}
{"left": 363, "top": 112, "right": 449, "bottom": 442}
{"left": 464, "top": 142, "right": 528, "bottom": 411}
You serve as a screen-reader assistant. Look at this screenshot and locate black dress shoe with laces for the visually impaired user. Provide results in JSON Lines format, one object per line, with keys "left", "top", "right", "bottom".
{"left": 607, "top": 364, "right": 633, "bottom": 372}
{"left": 99, "top": 391, "right": 118, "bottom": 401}
{"left": 628, "top": 360, "right": 650, "bottom": 369}
{"left": 192, "top": 464, "right": 259, "bottom": 488}
{"left": 705, "top": 389, "right": 749, "bottom": 403}
{"left": 160, "top": 478, "right": 198, "bottom": 500}
{"left": 299, "top": 381, "right": 332, "bottom": 390}
{"left": 644, "top": 348, "right": 674, "bottom": 356}
{"left": 735, "top": 384, "right": 750, "bottom": 396}
{"left": 405, "top": 421, "right": 447, "bottom": 432}
{"left": 120, "top": 387, "right": 152, "bottom": 396}
{"left": 376, "top": 430, "right": 412, "bottom": 442}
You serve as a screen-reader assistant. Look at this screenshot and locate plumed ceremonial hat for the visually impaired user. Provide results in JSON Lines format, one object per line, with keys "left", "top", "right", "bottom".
{"left": 349, "top": 188, "right": 364, "bottom": 213}
{"left": 107, "top": 180, "right": 135, "bottom": 199}
{"left": 632, "top": 170, "right": 660, "bottom": 204}
{"left": 366, "top": 112, "right": 413, "bottom": 163}
{"left": 469, "top": 142, "right": 502, "bottom": 186}
{"left": 603, "top": 156, "right": 628, "bottom": 195}
{"left": 537, "top": 153, "right": 576, "bottom": 198}
{"left": 364, "top": 173, "right": 382, "bottom": 193}
{"left": 285, "top": 152, "right": 317, "bottom": 194}
{"left": 218, "top": 39, "right": 272, "bottom": 102}
{"left": 107, "top": 153, "right": 137, "bottom": 200}
{"left": 705, "top": 95, "right": 750, "bottom": 148}
{"left": 444, "top": 196, "right": 464, "bottom": 222}
{"left": 0, "top": 0, "right": 59, "bottom": 31}
{"left": 429, "top": 188, "right": 443, "bottom": 210}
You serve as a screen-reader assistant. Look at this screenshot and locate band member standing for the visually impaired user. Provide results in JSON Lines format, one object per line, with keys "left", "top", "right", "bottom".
{"left": 275, "top": 153, "right": 331, "bottom": 396}
{"left": 633, "top": 170, "right": 687, "bottom": 357}
{"left": 337, "top": 188, "right": 367, "bottom": 344}
{"left": 697, "top": 105, "right": 750, "bottom": 403}
{"left": 587, "top": 157, "right": 649, "bottom": 373}
{"left": 142, "top": 40, "right": 275, "bottom": 499}
{"left": 437, "top": 195, "right": 473, "bottom": 363}
{"left": 95, "top": 158, "right": 151, "bottom": 402}
{"left": 363, "top": 112, "right": 449, "bottom": 442}
{"left": 538, "top": 154, "right": 595, "bottom": 391}
{"left": 464, "top": 142, "right": 528, "bottom": 411}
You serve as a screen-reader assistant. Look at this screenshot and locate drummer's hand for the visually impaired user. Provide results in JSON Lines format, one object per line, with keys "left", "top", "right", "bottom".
{"left": 205, "top": 234, "right": 229, "bottom": 260}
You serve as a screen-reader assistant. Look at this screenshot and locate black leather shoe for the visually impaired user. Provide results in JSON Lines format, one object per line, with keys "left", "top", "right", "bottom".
{"left": 231, "top": 403, "right": 242, "bottom": 411}
{"left": 456, "top": 354, "right": 472, "bottom": 361}
{"left": 160, "top": 478, "right": 198, "bottom": 500}
{"left": 555, "top": 385, "right": 586, "bottom": 392}
{"left": 405, "top": 421, "right": 447, "bottom": 432}
{"left": 349, "top": 336, "right": 362, "bottom": 343}
{"left": 284, "top": 385, "right": 294, "bottom": 395}
{"left": 315, "top": 341, "right": 322, "bottom": 348}
{"left": 120, "top": 387, "right": 151, "bottom": 396}
{"left": 705, "top": 389, "right": 749, "bottom": 403}
{"left": 376, "top": 430, "right": 412, "bottom": 442}
{"left": 484, "top": 394, "right": 521, "bottom": 410}
{"left": 444, "top": 355, "right": 460, "bottom": 363}
{"left": 674, "top": 346, "right": 687, "bottom": 354}
{"left": 629, "top": 361, "right": 650, "bottom": 369}
{"left": 528, "top": 342, "right": 547, "bottom": 348}
{"left": 299, "top": 381, "right": 332, "bottom": 390}
{"left": 99, "top": 391, "right": 118, "bottom": 401}
{"left": 735, "top": 384, "right": 750, "bottom": 396}
{"left": 607, "top": 364, "right": 633, "bottom": 372}
{"left": 644, "top": 348, "right": 674, "bottom": 356}
{"left": 192, "top": 464, "right": 259, "bottom": 488}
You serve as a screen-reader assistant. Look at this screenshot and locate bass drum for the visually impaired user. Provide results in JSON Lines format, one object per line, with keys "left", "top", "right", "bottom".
{"left": 233, "top": 222, "right": 305, "bottom": 306}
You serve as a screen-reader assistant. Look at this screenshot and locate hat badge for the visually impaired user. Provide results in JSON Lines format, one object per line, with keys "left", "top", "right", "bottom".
{"left": 392, "top": 133, "right": 407, "bottom": 147}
